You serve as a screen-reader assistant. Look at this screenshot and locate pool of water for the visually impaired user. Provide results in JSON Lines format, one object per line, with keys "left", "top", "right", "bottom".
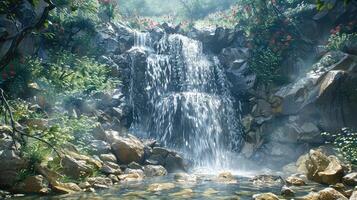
{"left": 11, "top": 171, "right": 325, "bottom": 200}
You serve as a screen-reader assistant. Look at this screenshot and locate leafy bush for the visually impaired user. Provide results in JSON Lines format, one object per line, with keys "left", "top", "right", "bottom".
{"left": 322, "top": 128, "right": 357, "bottom": 164}
{"left": 249, "top": 48, "right": 285, "bottom": 84}
{"left": 27, "top": 51, "right": 118, "bottom": 100}
{"left": 327, "top": 32, "right": 357, "bottom": 51}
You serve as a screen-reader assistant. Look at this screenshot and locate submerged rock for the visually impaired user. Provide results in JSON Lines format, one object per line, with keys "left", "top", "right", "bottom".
{"left": 250, "top": 175, "right": 283, "bottom": 186}
{"left": 215, "top": 172, "right": 238, "bottom": 184}
{"left": 281, "top": 185, "right": 295, "bottom": 197}
{"left": 252, "top": 193, "right": 279, "bottom": 200}
{"left": 174, "top": 173, "right": 198, "bottom": 183}
{"left": 170, "top": 188, "right": 194, "bottom": 198}
{"left": 147, "top": 183, "right": 175, "bottom": 192}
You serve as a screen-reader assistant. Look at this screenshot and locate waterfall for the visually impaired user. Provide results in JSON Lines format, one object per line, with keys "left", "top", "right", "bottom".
{"left": 129, "top": 32, "right": 243, "bottom": 170}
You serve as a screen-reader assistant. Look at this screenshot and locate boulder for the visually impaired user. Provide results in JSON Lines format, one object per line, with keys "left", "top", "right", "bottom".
{"left": 119, "top": 169, "right": 145, "bottom": 182}
{"left": 87, "top": 177, "right": 113, "bottom": 188}
{"left": 100, "top": 161, "right": 122, "bottom": 175}
{"left": 51, "top": 182, "right": 81, "bottom": 194}
{"left": 343, "top": 173, "right": 357, "bottom": 186}
{"left": 143, "top": 165, "right": 167, "bottom": 177}
{"left": 350, "top": 190, "right": 357, "bottom": 200}
{"left": 252, "top": 193, "right": 279, "bottom": 200}
{"left": 165, "top": 153, "right": 186, "bottom": 173}
{"left": 301, "top": 188, "right": 348, "bottom": 200}
{"left": 62, "top": 155, "right": 94, "bottom": 179}
{"left": 286, "top": 176, "right": 306, "bottom": 186}
{"left": 13, "top": 175, "right": 49, "bottom": 194}
{"left": 305, "top": 150, "right": 344, "bottom": 185}
{"left": 99, "top": 153, "right": 117, "bottom": 163}
{"left": 111, "top": 134, "right": 145, "bottom": 164}
{"left": 281, "top": 185, "right": 295, "bottom": 197}
{"left": 89, "top": 140, "right": 111, "bottom": 155}
{"left": 215, "top": 172, "right": 237, "bottom": 184}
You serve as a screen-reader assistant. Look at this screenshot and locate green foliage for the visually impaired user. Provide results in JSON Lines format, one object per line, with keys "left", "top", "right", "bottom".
{"left": 327, "top": 33, "right": 357, "bottom": 51}
{"left": 322, "top": 128, "right": 357, "bottom": 164}
{"left": 26, "top": 51, "right": 118, "bottom": 101}
{"left": 249, "top": 48, "right": 285, "bottom": 84}
{"left": 316, "top": 0, "right": 351, "bottom": 11}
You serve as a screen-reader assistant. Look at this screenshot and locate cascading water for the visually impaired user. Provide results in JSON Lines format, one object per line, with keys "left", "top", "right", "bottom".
{"left": 130, "top": 31, "right": 243, "bottom": 170}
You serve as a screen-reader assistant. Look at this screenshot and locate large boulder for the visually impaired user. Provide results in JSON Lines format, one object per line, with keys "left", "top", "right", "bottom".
{"left": 147, "top": 147, "right": 186, "bottom": 172}
{"left": 343, "top": 173, "right": 357, "bottom": 186}
{"left": 13, "top": 175, "right": 49, "bottom": 194}
{"left": 111, "top": 134, "right": 145, "bottom": 164}
{"left": 304, "top": 149, "right": 344, "bottom": 185}
{"left": 301, "top": 188, "right": 348, "bottom": 200}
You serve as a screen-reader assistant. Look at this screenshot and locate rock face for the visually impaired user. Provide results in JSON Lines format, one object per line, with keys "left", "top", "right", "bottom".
{"left": 111, "top": 134, "right": 145, "bottom": 164}
{"left": 302, "top": 149, "right": 345, "bottom": 185}
{"left": 274, "top": 53, "right": 357, "bottom": 131}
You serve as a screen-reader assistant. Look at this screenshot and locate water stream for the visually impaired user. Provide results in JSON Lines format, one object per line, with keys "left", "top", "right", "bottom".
{"left": 129, "top": 32, "right": 243, "bottom": 170}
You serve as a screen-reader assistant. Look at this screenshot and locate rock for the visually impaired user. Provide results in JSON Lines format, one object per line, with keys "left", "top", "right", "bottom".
{"left": 275, "top": 53, "right": 357, "bottom": 131}
{"left": 301, "top": 188, "right": 348, "bottom": 200}
{"left": 51, "top": 182, "right": 81, "bottom": 194}
{"left": 13, "top": 175, "right": 49, "bottom": 194}
{"left": 281, "top": 185, "right": 295, "bottom": 197}
{"left": 143, "top": 165, "right": 167, "bottom": 177}
{"left": 100, "top": 161, "right": 122, "bottom": 175}
{"left": 252, "top": 99, "right": 272, "bottom": 117}
{"left": 111, "top": 134, "right": 145, "bottom": 164}
{"left": 286, "top": 176, "right": 306, "bottom": 186}
{"left": 350, "top": 190, "right": 357, "bottom": 200}
{"left": 108, "top": 174, "right": 119, "bottom": 183}
{"left": 170, "top": 188, "right": 194, "bottom": 198}
{"left": 250, "top": 175, "right": 283, "bottom": 186}
{"left": 305, "top": 149, "right": 344, "bottom": 185}
{"left": 215, "top": 172, "right": 237, "bottom": 184}
{"left": 89, "top": 140, "right": 111, "bottom": 155}
{"left": 0, "top": 149, "right": 28, "bottom": 188}
{"left": 252, "top": 193, "right": 279, "bottom": 200}
{"left": 78, "top": 182, "right": 91, "bottom": 189}
{"left": 87, "top": 177, "right": 113, "bottom": 188}
{"left": 147, "top": 183, "right": 175, "bottom": 192}
{"left": 128, "top": 162, "right": 143, "bottom": 170}
{"left": 62, "top": 155, "right": 94, "bottom": 179}
{"left": 119, "top": 169, "right": 145, "bottom": 182}
{"left": 343, "top": 173, "right": 357, "bottom": 186}
{"left": 165, "top": 153, "right": 186, "bottom": 173}
{"left": 203, "top": 188, "right": 219, "bottom": 197}
{"left": 99, "top": 153, "right": 117, "bottom": 163}
{"left": 174, "top": 173, "right": 197, "bottom": 183}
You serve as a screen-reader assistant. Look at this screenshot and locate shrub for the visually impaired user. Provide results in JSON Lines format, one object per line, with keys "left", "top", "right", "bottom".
{"left": 327, "top": 32, "right": 357, "bottom": 51}
{"left": 322, "top": 128, "right": 357, "bottom": 164}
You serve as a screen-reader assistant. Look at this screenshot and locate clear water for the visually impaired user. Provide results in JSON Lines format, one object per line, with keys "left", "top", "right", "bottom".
{"left": 129, "top": 32, "right": 243, "bottom": 170}
{"left": 12, "top": 173, "right": 324, "bottom": 200}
